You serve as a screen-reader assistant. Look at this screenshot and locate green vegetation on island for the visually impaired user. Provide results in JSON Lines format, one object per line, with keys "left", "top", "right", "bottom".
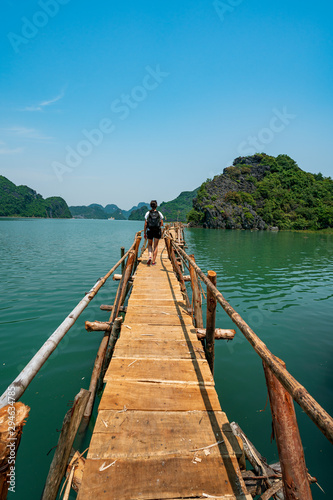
{"left": 0, "top": 176, "right": 71, "bottom": 218}
{"left": 159, "top": 189, "right": 199, "bottom": 222}
{"left": 128, "top": 205, "right": 149, "bottom": 221}
{"left": 188, "top": 154, "right": 333, "bottom": 231}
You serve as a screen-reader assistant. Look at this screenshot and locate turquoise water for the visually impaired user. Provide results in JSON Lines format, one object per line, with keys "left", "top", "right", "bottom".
{"left": 0, "top": 220, "right": 332, "bottom": 499}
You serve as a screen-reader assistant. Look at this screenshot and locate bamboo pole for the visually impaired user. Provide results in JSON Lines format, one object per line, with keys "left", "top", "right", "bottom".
{"left": 83, "top": 334, "right": 109, "bottom": 420}
{"left": 0, "top": 402, "right": 30, "bottom": 500}
{"left": 0, "top": 242, "right": 136, "bottom": 409}
{"left": 263, "top": 358, "right": 313, "bottom": 500}
{"left": 168, "top": 240, "right": 333, "bottom": 445}
{"left": 42, "top": 389, "right": 90, "bottom": 500}
{"left": 189, "top": 254, "right": 203, "bottom": 328}
{"left": 206, "top": 271, "right": 217, "bottom": 375}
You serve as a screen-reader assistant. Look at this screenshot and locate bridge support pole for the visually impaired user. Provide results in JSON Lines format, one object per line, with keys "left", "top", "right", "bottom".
{"left": 206, "top": 271, "right": 217, "bottom": 375}
{"left": 121, "top": 247, "right": 125, "bottom": 274}
{"left": 263, "top": 358, "right": 313, "bottom": 500}
{"left": 189, "top": 254, "right": 203, "bottom": 329}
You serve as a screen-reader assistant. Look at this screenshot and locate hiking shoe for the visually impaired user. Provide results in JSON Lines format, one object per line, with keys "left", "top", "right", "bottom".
{"left": 147, "top": 257, "right": 152, "bottom": 266}
{"left": 152, "top": 262, "right": 156, "bottom": 266}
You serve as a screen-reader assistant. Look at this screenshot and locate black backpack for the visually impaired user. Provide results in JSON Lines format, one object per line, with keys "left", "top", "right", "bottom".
{"left": 147, "top": 210, "right": 161, "bottom": 228}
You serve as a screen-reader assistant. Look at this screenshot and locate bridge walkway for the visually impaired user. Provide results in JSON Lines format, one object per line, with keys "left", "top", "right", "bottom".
{"left": 78, "top": 240, "right": 251, "bottom": 500}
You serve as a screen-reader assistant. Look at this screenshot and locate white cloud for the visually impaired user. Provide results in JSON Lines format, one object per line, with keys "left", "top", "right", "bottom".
{"left": 1, "top": 127, "right": 53, "bottom": 141}
{"left": 20, "top": 87, "right": 66, "bottom": 112}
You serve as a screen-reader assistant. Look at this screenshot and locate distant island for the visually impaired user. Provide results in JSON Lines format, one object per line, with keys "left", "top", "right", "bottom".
{"left": 69, "top": 202, "right": 149, "bottom": 220}
{"left": 0, "top": 176, "right": 71, "bottom": 218}
{"left": 189, "top": 154, "right": 333, "bottom": 231}
{"left": 2, "top": 154, "right": 332, "bottom": 230}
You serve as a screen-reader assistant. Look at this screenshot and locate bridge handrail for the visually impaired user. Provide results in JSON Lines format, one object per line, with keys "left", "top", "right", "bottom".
{"left": 164, "top": 228, "right": 333, "bottom": 445}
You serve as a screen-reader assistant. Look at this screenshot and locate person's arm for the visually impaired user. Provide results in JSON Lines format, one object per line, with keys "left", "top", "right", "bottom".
{"left": 144, "top": 219, "right": 147, "bottom": 239}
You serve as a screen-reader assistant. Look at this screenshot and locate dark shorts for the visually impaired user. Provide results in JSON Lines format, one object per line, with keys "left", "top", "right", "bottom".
{"left": 147, "top": 227, "right": 161, "bottom": 240}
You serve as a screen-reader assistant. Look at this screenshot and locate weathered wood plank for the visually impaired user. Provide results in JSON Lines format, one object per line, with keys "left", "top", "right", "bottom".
{"left": 104, "top": 358, "right": 214, "bottom": 385}
{"left": 124, "top": 313, "right": 193, "bottom": 326}
{"left": 99, "top": 380, "right": 222, "bottom": 412}
{"left": 77, "top": 456, "right": 250, "bottom": 500}
{"left": 90, "top": 410, "right": 241, "bottom": 459}
{"left": 112, "top": 339, "right": 205, "bottom": 359}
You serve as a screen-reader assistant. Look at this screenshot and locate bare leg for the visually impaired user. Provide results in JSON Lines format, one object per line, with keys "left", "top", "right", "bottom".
{"left": 147, "top": 239, "right": 153, "bottom": 264}
{"left": 152, "top": 238, "right": 159, "bottom": 264}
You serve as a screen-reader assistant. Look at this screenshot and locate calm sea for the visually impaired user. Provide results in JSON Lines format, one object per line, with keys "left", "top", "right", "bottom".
{"left": 0, "top": 219, "right": 332, "bottom": 499}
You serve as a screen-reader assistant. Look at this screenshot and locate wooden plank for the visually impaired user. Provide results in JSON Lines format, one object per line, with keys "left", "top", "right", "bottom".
{"left": 126, "top": 304, "right": 188, "bottom": 312}
{"left": 99, "top": 380, "right": 222, "bottom": 412}
{"left": 104, "top": 358, "right": 214, "bottom": 385}
{"left": 112, "top": 339, "right": 205, "bottom": 359}
{"left": 124, "top": 313, "right": 193, "bottom": 326}
{"left": 128, "top": 299, "right": 185, "bottom": 307}
{"left": 77, "top": 456, "right": 250, "bottom": 500}
{"left": 91, "top": 410, "right": 241, "bottom": 459}
{"left": 129, "top": 292, "right": 183, "bottom": 297}
{"left": 119, "top": 331, "right": 198, "bottom": 342}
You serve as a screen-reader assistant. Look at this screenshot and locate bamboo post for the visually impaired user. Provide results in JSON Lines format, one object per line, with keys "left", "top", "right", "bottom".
{"left": 0, "top": 241, "right": 136, "bottom": 409}
{"left": 101, "top": 317, "right": 123, "bottom": 380}
{"left": 165, "top": 236, "right": 172, "bottom": 260}
{"left": 189, "top": 254, "right": 203, "bottom": 328}
{"left": 170, "top": 242, "right": 333, "bottom": 445}
{"left": 0, "top": 402, "right": 30, "bottom": 499}
{"left": 121, "top": 247, "right": 125, "bottom": 274}
{"left": 42, "top": 388, "right": 90, "bottom": 500}
{"left": 206, "top": 271, "right": 217, "bottom": 375}
{"left": 169, "top": 242, "right": 191, "bottom": 312}
{"left": 83, "top": 334, "right": 109, "bottom": 420}
{"left": 263, "top": 358, "right": 313, "bottom": 500}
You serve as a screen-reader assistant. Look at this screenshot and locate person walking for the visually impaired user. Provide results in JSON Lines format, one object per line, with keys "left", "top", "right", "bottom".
{"left": 144, "top": 200, "right": 164, "bottom": 266}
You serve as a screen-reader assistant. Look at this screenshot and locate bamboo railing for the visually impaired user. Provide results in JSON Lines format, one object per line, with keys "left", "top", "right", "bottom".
{"left": 165, "top": 228, "right": 333, "bottom": 445}
{"left": 0, "top": 232, "right": 141, "bottom": 409}
{"left": 164, "top": 224, "right": 333, "bottom": 500}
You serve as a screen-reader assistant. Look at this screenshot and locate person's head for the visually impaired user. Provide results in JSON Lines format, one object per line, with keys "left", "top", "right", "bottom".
{"left": 150, "top": 200, "right": 157, "bottom": 210}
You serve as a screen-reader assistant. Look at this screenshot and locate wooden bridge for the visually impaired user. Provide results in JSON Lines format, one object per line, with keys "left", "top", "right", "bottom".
{"left": 1, "top": 225, "right": 332, "bottom": 500}
{"left": 77, "top": 240, "right": 251, "bottom": 499}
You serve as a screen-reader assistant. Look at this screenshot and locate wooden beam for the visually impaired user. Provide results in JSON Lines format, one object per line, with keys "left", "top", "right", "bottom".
{"left": 263, "top": 358, "right": 313, "bottom": 500}
{"left": 83, "top": 334, "right": 109, "bottom": 420}
{"left": 113, "top": 274, "right": 135, "bottom": 281}
{"left": 189, "top": 254, "right": 203, "bottom": 329}
{"left": 205, "top": 270, "right": 217, "bottom": 375}
{"left": 85, "top": 321, "right": 112, "bottom": 332}
{"left": 0, "top": 402, "right": 30, "bottom": 500}
{"left": 99, "top": 305, "right": 127, "bottom": 312}
{"left": 196, "top": 328, "right": 235, "bottom": 340}
{"left": 41, "top": 389, "right": 90, "bottom": 500}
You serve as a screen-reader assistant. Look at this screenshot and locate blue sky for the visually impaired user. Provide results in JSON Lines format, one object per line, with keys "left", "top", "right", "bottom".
{"left": 0, "top": 0, "right": 332, "bottom": 209}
